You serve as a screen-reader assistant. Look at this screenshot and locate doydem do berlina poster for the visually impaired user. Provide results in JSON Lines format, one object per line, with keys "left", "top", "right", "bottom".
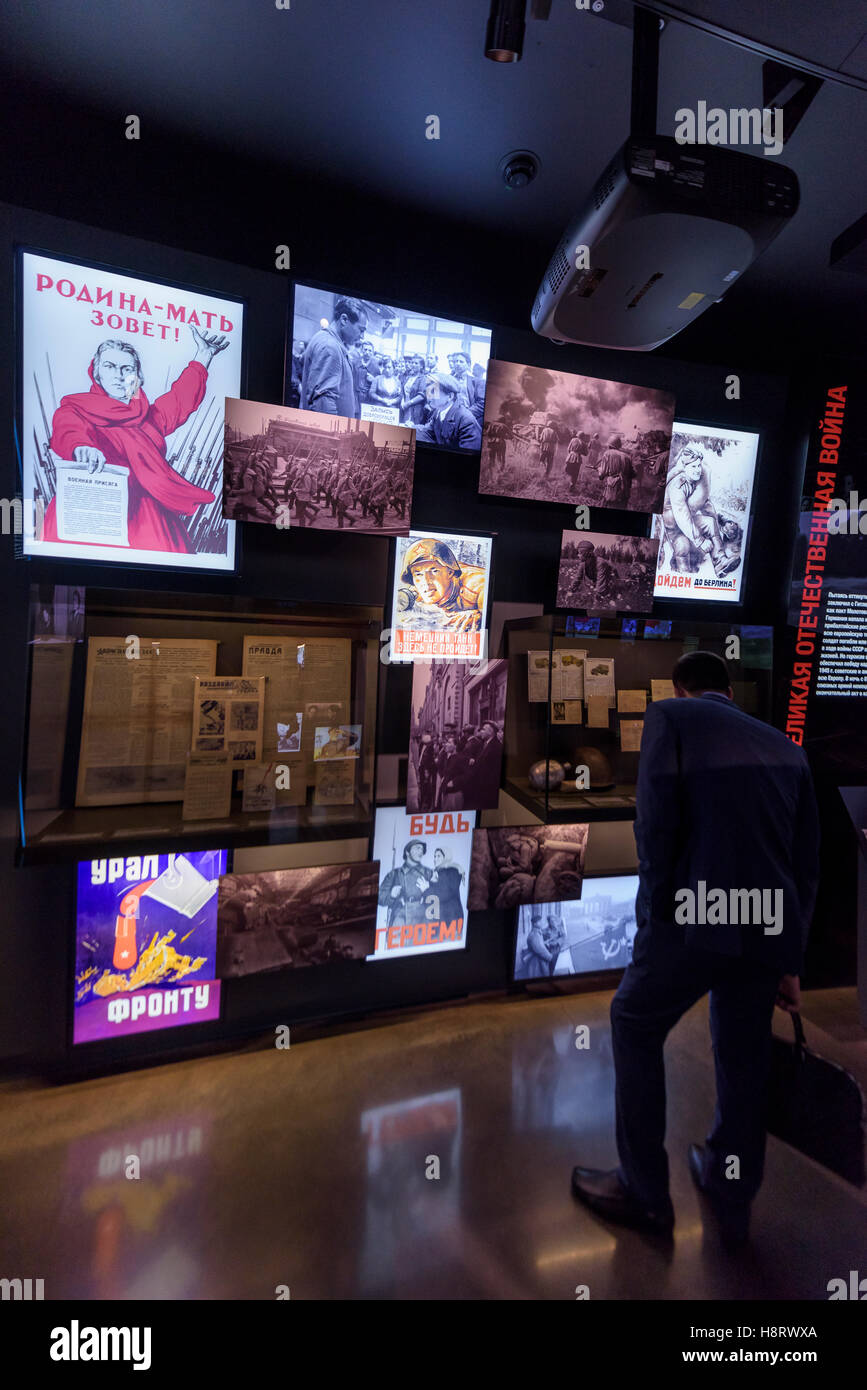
{"left": 74, "top": 850, "right": 226, "bottom": 1044}
{"left": 20, "top": 251, "right": 241, "bottom": 570}
{"left": 390, "top": 529, "right": 492, "bottom": 661}
{"left": 651, "top": 422, "right": 759, "bottom": 603}
{"left": 370, "top": 806, "right": 475, "bottom": 961}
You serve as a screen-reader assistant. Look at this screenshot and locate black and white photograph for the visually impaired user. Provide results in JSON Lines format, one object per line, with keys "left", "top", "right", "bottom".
{"left": 513, "top": 874, "right": 639, "bottom": 980}
{"left": 288, "top": 283, "right": 492, "bottom": 454}
{"left": 651, "top": 423, "right": 759, "bottom": 604}
{"left": 479, "top": 359, "right": 675, "bottom": 509}
{"left": 224, "top": 397, "right": 415, "bottom": 535}
{"left": 468, "top": 823, "right": 589, "bottom": 911}
{"left": 408, "top": 658, "right": 507, "bottom": 814}
{"left": 217, "top": 862, "right": 379, "bottom": 977}
{"left": 277, "top": 712, "right": 302, "bottom": 753}
{"left": 556, "top": 530, "right": 659, "bottom": 613}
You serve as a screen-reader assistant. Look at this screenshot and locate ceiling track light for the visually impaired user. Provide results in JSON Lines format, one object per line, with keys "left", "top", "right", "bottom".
{"left": 485, "top": 0, "right": 527, "bottom": 63}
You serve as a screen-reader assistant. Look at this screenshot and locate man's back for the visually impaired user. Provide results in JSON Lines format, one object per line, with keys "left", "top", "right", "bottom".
{"left": 635, "top": 693, "right": 820, "bottom": 974}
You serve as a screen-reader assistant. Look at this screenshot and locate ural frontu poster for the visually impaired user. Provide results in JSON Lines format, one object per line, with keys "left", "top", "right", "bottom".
{"left": 74, "top": 850, "right": 226, "bottom": 1044}
{"left": 369, "top": 806, "right": 475, "bottom": 961}
{"left": 20, "top": 251, "right": 241, "bottom": 570}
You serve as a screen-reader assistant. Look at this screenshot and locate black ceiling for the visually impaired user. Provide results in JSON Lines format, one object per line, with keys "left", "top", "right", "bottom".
{"left": 1, "top": 0, "right": 866, "bottom": 367}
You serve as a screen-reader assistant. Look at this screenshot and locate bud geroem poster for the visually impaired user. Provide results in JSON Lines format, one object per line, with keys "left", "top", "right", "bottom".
{"left": 369, "top": 806, "right": 475, "bottom": 960}
{"left": 74, "top": 850, "right": 226, "bottom": 1044}
{"left": 20, "top": 250, "right": 241, "bottom": 570}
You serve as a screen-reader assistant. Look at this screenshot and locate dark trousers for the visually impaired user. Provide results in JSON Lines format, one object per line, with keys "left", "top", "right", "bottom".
{"left": 610, "top": 924, "right": 780, "bottom": 1212}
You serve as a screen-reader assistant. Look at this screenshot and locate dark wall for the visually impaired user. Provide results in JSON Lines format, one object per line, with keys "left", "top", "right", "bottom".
{"left": 0, "top": 90, "right": 851, "bottom": 1070}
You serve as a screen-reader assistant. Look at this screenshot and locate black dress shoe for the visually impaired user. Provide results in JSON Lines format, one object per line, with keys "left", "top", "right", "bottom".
{"left": 688, "top": 1143, "right": 750, "bottom": 1249}
{"left": 571, "top": 1166, "right": 674, "bottom": 1235}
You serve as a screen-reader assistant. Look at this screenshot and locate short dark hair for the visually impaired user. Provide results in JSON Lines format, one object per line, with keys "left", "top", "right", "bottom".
{"left": 672, "top": 650, "right": 731, "bottom": 693}
{"left": 333, "top": 296, "right": 367, "bottom": 325}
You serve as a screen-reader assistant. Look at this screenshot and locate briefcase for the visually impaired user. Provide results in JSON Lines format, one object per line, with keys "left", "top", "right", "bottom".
{"left": 767, "top": 1011, "right": 866, "bottom": 1187}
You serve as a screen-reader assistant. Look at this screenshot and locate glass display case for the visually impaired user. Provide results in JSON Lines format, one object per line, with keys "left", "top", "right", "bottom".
{"left": 502, "top": 613, "right": 773, "bottom": 822}
{"left": 20, "top": 584, "right": 382, "bottom": 864}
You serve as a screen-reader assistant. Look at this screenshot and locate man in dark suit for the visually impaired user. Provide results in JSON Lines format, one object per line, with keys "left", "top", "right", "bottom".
{"left": 462, "top": 719, "right": 503, "bottom": 810}
{"left": 571, "top": 651, "right": 820, "bottom": 1244}
{"left": 416, "top": 374, "right": 481, "bottom": 452}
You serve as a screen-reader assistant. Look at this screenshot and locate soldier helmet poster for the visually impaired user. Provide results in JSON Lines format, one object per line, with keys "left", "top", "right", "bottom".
{"left": 651, "top": 423, "right": 759, "bottom": 603}
{"left": 390, "top": 530, "right": 492, "bottom": 661}
{"left": 370, "top": 806, "right": 475, "bottom": 960}
{"left": 74, "top": 850, "right": 226, "bottom": 1044}
{"left": 20, "top": 251, "right": 241, "bottom": 570}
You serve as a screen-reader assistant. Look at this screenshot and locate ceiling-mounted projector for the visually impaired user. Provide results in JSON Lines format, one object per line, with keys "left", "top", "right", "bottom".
{"left": 531, "top": 133, "right": 799, "bottom": 351}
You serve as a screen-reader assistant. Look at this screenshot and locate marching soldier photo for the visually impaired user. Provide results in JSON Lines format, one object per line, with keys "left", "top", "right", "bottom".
{"left": 224, "top": 398, "right": 415, "bottom": 536}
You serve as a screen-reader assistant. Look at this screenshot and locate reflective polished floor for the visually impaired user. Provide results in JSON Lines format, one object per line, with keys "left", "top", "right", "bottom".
{"left": 1, "top": 989, "right": 865, "bottom": 1300}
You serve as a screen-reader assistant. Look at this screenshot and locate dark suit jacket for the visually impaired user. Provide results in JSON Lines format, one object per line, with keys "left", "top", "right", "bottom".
{"left": 463, "top": 735, "right": 503, "bottom": 809}
{"left": 634, "top": 692, "right": 820, "bottom": 974}
{"left": 418, "top": 403, "right": 482, "bottom": 452}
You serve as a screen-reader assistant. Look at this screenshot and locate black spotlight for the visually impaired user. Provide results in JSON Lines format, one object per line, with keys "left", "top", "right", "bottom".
{"left": 485, "top": 0, "right": 526, "bottom": 62}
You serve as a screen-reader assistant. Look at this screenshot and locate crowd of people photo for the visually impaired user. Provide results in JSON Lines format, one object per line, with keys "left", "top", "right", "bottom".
{"left": 288, "top": 296, "right": 487, "bottom": 452}
{"left": 409, "top": 719, "right": 504, "bottom": 814}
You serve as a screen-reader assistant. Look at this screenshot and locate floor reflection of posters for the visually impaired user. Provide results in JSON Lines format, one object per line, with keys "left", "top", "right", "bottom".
{"left": 391, "top": 530, "right": 492, "bottom": 662}
{"left": 652, "top": 423, "right": 759, "bottom": 603}
{"left": 217, "top": 862, "right": 378, "bottom": 976}
{"left": 59, "top": 1113, "right": 211, "bottom": 1299}
{"left": 21, "top": 251, "right": 240, "bottom": 571}
{"left": 469, "top": 824, "right": 589, "bottom": 910}
{"left": 479, "top": 359, "right": 674, "bottom": 509}
{"left": 369, "top": 807, "right": 474, "bottom": 960}
{"left": 74, "top": 850, "right": 226, "bottom": 1044}
{"left": 359, "top": 1090, "right": 462, "bottom": 1295}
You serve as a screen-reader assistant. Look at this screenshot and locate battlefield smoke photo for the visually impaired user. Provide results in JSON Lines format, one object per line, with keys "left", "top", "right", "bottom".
{"left": 479, "top": 360, "right": 675, "bottom": 510}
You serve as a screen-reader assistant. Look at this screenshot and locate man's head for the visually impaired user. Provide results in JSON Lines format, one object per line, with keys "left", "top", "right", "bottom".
{"left": 679, "top": 444, "right": 706, "bottom": 483}
{"left": 608, "top": 434, "right": 622, "bottom": 449}
{"left": 425, "top": 372, "right": 459, "bottom": 411}
{"left": 360, "top": 341, "right": 374, "bottom": 361}
{"left": 426, "top": 354, "right": 438, "bottom": 371}
{"left": 481, "top": 719, "right": 497, "bottom": 741}
{"left": 403, "top": 840, "right": 426, "bottom": 863}
{"left": 672, "top": 650, "right": 733, "bottom": 700}
{"left": 332, "top": 296, "right": 368, "bottom": 347}
{"left": 401, "top": 538, "right": 462, "bottom": 606}
{"left": 452, "top": 351, "right": 470, "bottom": 377}
{"left": 92, "top": 340, "right": 143, "bottom": 402}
